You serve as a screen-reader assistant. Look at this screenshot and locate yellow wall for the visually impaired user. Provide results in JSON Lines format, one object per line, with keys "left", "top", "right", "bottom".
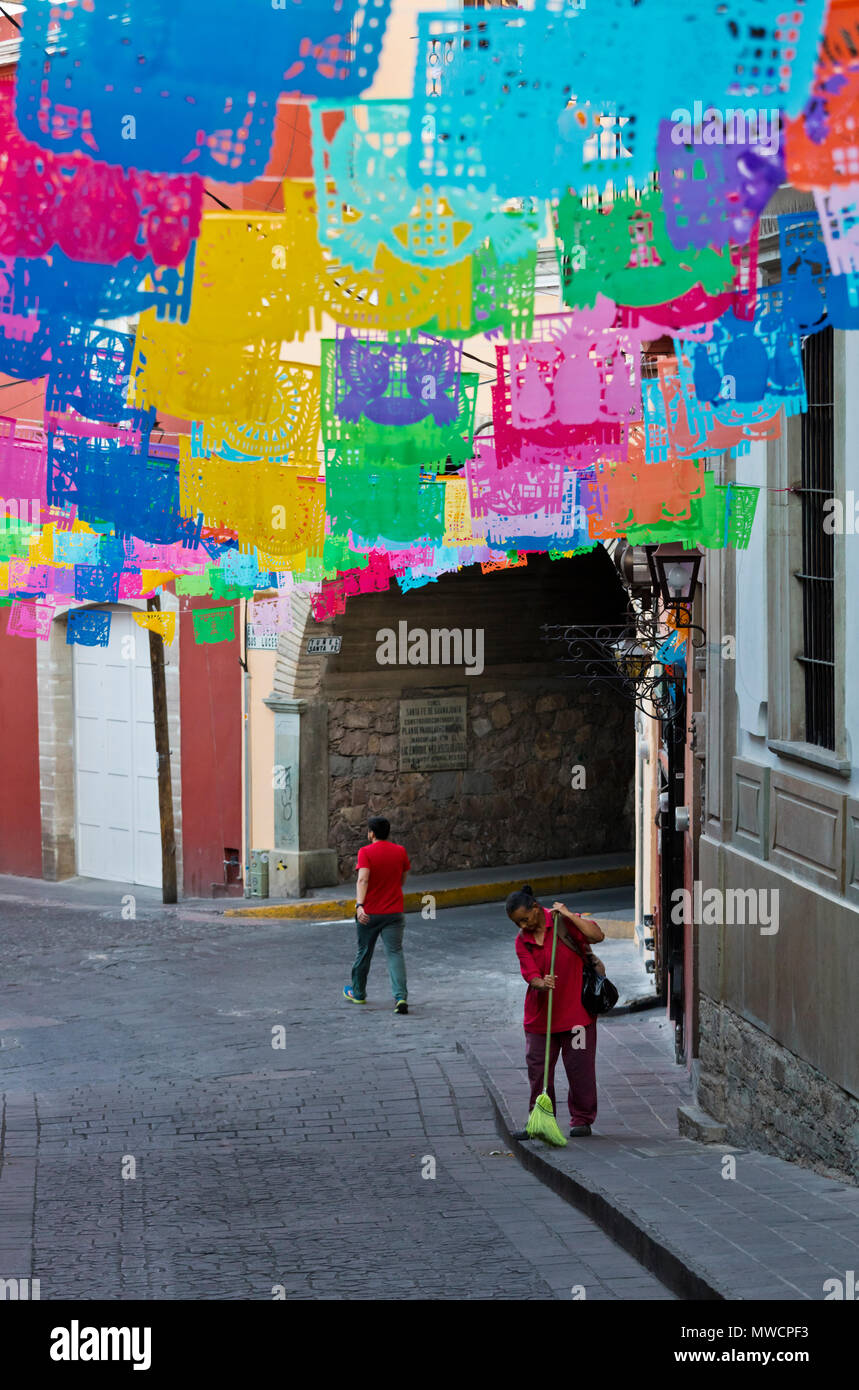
{"left": 635, "top": 708, "right": 660, "bottom": 957}
{"left": 243, "top": 647, "right": 278, "bottom": 856}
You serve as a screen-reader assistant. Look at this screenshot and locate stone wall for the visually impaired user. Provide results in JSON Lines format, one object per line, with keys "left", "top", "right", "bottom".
{"left": 697, "top": 996, "right": 859, "bottom": 1183}
{"left": 328, "top": 684, "right": 634, "bottom": 878}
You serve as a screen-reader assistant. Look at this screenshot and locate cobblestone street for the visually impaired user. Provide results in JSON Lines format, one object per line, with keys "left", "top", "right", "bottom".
{"left": 0, "top": 891, "right": 673, "bottom": 1300}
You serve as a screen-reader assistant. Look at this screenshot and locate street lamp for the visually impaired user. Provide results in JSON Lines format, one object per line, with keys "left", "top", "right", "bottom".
{"left": 645, "top": 545, "right": 701, "bottom": 616}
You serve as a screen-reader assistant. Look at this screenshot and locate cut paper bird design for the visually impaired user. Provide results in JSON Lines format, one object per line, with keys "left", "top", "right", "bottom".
{"left": 335, "top": 332, "right": 461, "bottom": 427}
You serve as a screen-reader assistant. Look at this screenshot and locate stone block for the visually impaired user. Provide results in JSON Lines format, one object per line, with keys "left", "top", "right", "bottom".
{"left": 341, "top": 708, "right": 371, "bottom": 729}
{"left": 429, "top": 771, "right": 460, "bottom": 801}
{"left": 339, "top": 730, "right": 369, "bottom": 756}
{"left": 462, "top": 772, "right": 494, "bottom": 795}
{"left": 677, "top": 1103, "right": 727, "bottom": 1143}
{"left": 269, "top": 848, "right": 339, "bottom": 897}
{"left": 534, "top": 732, "right": 561, "bottom": 761}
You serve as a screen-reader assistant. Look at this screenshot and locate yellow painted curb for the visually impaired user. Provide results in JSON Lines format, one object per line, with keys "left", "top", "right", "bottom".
{"left": 224, "top": 864, "right": 634, "bottom": 919}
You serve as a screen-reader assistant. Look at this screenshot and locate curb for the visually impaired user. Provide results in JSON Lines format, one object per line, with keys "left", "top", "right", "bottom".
{"left": 459, "top": 1038, "right": 730, "bottom": 1302}
{"left": 606, "top": 994, "right": 662, "bottom": 1017}
{"left": 223, "top": 863, "right": 635, "bottom": 919}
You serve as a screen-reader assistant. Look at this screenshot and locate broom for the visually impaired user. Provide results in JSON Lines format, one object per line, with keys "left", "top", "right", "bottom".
{"left": 525, "top": 910, "right": 567, "bottom": 1146}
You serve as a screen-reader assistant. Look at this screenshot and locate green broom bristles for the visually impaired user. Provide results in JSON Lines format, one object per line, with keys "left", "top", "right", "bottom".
{"left": 526, "top": 1091, "right": 567, "bottom": 1147}
{"left": 523, "top": 913, "right": 568, "bottom": 1148}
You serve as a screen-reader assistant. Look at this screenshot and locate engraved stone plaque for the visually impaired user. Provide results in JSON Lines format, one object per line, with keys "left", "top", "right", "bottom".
{"left": 399, "top": 696, "right": 467, "bottom": 772}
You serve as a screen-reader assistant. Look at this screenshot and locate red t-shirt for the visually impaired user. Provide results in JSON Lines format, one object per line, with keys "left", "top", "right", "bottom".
{"left": 356, "top": 840, "right": 411, "bottom": 914}
{"left": 515, "top": 907, "right": 594, "bottom": 1033}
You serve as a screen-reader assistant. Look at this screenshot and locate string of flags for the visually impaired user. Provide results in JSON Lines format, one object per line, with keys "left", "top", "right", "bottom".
{"left": 1, "top": 0, "right": 856, "bottom": 645}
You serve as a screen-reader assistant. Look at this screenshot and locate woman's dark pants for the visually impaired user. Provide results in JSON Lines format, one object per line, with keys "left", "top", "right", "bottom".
{"left": 525, "top": 1023, "right": 597, "bottom": 1126}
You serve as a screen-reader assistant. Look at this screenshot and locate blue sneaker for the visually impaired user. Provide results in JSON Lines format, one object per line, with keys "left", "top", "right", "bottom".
{"left": 343, "top": 987, "right": 366, "bottom": 1005}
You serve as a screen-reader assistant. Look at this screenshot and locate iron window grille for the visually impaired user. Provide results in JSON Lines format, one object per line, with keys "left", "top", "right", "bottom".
{"left": 795, "top": 327, "right": 836, "bottom": 751}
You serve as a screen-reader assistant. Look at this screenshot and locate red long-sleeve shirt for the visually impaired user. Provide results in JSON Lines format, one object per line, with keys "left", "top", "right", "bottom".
{"left": 515, "top": 907, "right": 594, "bottom": 1033}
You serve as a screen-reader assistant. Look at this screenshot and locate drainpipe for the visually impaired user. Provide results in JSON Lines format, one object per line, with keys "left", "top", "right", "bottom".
{"left": 635, "top": 711, "right": 651, "bottom": 938}
{"left": 636, "top": 712, "right": 644, "bottom": 930}
{"left": 241, "top": 599, "right": 252, "bottom": 897}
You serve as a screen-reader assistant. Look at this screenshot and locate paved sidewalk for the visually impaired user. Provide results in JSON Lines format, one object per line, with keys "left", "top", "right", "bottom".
{"left": 0, "top": 873, "right": 202, "bottom": 917}
{"left": 226, "top": 852, "right": 634, "bottom": 919}
{"left": 466, "top": 1015, "right": 859, "bottom": 1300}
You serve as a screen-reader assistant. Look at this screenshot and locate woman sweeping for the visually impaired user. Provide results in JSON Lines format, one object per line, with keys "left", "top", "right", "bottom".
{"left": 506, "top": 885, "right": 606, "bottom": 1138}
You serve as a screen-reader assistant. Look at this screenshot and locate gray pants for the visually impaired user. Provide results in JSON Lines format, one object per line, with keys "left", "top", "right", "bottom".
{"left": 351, "top": 914, "right": 407, "bottom": 1001}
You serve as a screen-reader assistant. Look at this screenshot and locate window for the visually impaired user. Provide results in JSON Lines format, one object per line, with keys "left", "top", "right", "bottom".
{"left": 796, "top": 327, "right": 835, "bottom": 751}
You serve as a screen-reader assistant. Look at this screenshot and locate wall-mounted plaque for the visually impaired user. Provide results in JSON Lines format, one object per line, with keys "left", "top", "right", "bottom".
{"left": 306, "top": 636, "right": 342, "bottom": 654}
{"left": 399, "top": 696, "right": 467, "bottom": 772}
{"left": 246, "top": 625, "right": 278, "bottom": 650}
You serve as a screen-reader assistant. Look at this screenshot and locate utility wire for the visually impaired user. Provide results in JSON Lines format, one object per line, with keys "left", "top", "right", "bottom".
{"left": 265, "top": 104, "right": 303, "bottom": 210}
{"left": 0, "top": 389, "right": 47, "bottom": 413}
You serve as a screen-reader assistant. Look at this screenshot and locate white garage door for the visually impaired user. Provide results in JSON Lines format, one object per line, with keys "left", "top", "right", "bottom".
{"left": 73, "top": 609, "right": 162, "bottom": 888}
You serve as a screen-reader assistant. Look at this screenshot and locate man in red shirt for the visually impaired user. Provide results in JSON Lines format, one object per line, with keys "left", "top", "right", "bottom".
{"left": 343, "top": 816, "right": 411, "bottom": 1013}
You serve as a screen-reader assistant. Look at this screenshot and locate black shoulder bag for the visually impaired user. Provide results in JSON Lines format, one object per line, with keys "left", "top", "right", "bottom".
{"left": 553, "top": 911, "right": 619, "bottom": 1016}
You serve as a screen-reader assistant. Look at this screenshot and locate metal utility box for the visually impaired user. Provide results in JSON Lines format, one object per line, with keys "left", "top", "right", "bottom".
{"left": 248, "top": 850, "right": 270, "bottom": 898}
